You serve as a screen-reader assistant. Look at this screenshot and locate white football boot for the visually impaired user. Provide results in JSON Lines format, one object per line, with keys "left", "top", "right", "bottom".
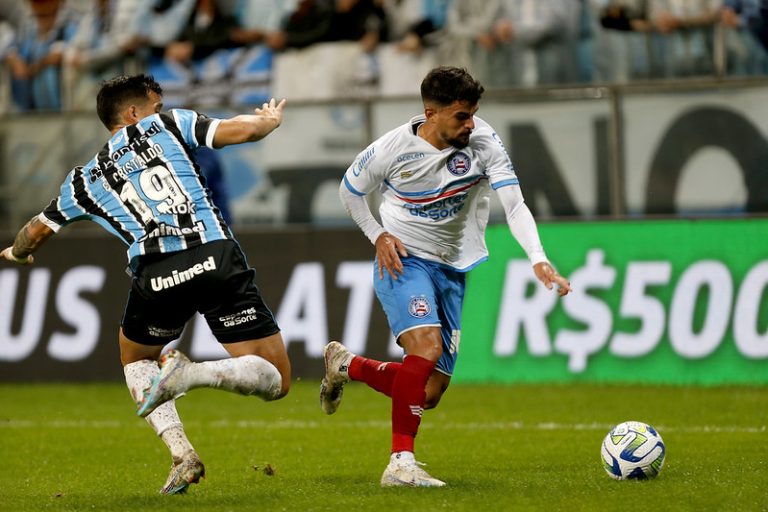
{"left": 137, "top": 350, "right": 190, "bottom": 418}
{"left": 381, "top": 454, "right": 446, "bottom": 488}
{"left": 319, "top": 341, "right": 353, "bottom": 414}
{"left": 161, "top": 451, "right": 205, "bottom": 495}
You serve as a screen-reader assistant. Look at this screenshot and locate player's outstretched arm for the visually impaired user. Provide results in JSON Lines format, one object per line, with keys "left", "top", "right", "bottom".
{"left": 212, "top": 98, "right": 286, "bottom": 148}
{"left": 0, "top": 215, "right": 55, "bottom": 265}
{"left": 497, "top": 185, "right": 571, "bottom": 296}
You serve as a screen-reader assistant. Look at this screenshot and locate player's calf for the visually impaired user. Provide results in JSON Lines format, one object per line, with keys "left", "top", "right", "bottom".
{"left": 137, "top": 349, "right": 283, "bottom": 417}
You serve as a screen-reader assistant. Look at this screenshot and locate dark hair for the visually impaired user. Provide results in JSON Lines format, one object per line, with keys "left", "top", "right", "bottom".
{"left": 420, "top": 66, "right": 484, "bottom": 107}
{"left": 96, "top": 74, "right": 163, "bottom": 129}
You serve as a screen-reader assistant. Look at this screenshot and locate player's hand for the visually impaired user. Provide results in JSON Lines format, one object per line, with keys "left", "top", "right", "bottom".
{"left": 533, "top": 261, "right": 570, "bottom": 297}
{"left": 0, "top": 247, "right": 33, "bottom": 265}
{"left": 375, "top": 232, "right": 408, "bottom": 280}
{"left": 253, "top": 98, "right": 286, "bottom": 128}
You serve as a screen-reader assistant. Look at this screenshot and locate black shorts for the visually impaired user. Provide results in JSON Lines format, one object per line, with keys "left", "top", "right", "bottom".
{"left": 122, "top": 240, "right": 280, "bottom": 346}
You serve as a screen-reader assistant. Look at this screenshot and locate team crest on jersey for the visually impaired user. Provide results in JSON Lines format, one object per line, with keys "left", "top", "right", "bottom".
{"left": 408, "top": 296, "right": 432, "bottom": 318}
{"left": 447, "top": 152, "right": 471, "bottom": 176}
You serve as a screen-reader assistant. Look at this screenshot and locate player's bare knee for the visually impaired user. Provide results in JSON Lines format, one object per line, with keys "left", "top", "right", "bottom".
{"left": 417, "top": 341, "right": 443, "bottom": 363}
{"left": 401, "top": 329, "right": 443, "bottom": 362}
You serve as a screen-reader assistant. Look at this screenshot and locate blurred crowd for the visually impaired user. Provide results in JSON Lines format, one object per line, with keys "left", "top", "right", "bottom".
{"left": 1, "top": 0, "right": 767, "bottom": 112}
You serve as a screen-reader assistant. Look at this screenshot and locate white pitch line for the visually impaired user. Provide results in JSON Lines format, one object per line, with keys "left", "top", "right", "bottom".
{"left": 0, "top": 419, "right": 764, "bottom": 434}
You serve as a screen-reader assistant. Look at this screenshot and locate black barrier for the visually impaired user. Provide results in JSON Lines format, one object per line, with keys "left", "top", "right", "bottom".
{"left": 0, "top": 226, "right": 391, "bottom": 382}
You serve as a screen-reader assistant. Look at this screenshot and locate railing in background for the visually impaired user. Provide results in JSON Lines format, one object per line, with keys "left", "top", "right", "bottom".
{"left": 1, "top": 77, "right": 767, "bottom": 233}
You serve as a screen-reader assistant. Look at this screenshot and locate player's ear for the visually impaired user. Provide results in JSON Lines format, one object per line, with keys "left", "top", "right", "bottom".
{"left": 123, "top": 104, "right": 138, "bottom": 124}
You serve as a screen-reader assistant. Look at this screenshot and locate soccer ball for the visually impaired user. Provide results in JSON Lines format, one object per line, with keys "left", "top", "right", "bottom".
{"left": 601, "top": 421, "right": 666, "bottom": 480}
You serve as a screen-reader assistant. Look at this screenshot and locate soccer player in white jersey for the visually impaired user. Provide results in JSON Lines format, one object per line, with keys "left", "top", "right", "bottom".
{"left": 321, "top": 66, "right": 572, "bottom": 487}
{"left": 1, "top": 75, "right": 291, "bottom": 495}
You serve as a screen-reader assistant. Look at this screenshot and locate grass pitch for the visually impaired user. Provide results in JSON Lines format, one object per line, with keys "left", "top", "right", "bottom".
{"left": 1, "top": 381, "right": 766, "bottom": 512}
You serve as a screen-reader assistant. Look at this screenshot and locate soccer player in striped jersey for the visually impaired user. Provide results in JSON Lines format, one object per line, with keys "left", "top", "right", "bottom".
{"left": 0, "top": 74, "right": 291, "bottom": 495}
{"left": 322, "top": 66, "right": 572, "bottom": 487}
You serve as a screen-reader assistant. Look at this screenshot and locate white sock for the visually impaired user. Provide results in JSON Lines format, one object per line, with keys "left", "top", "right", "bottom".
{"left": 391, "top": 451, "right": 415, "bottom": 464}
{"left": 183, "top": 355, "right": 282, "bottom": 401}
{"left": 124, "top": 359, "right": 194, "bottom": 462}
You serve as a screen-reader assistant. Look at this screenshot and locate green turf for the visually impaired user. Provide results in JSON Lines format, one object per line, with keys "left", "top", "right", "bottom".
{"left": 1, "top": 381, "right": 766, "bottom": 511}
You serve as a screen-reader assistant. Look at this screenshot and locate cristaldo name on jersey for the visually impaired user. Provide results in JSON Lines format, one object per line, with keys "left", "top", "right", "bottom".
{"left": 405, "top": 193, "right": 468, "bottom": 220}
{"left": 89, "top": 121, "right": 163, "bottom": 182}
{"left": 118, "top": 143, "right": 165, "bottom": 174}
{"left": 150, "top": 255, "right": 217, "bottom": 292}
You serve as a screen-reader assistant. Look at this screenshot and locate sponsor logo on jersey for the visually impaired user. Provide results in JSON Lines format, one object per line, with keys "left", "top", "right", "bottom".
{"left": 111, "top": 122, "right": 162, "bottom": 162}
{"left": 90, "top": 121, "right": 163, "bottom": 182}
{"left": 159, "top": 201, "right": 196, "bottom": 215}
{"left": 352, "top": 147, "right": 376, "bottom": 176}
{"left": 140, "top": 220, "right": 206, "bottom": 241}
{"left": 400, "top": 170, "right": 414, "bottom": 179}
{"left": 219, "top": 307, "right": 258, "bottom": 328}
{"left": 405, "top": 192, "right": 468, "bottom": 221}
{"left": 395, "top": 152, "right": 425, "bottom": 163}
{"left": 446, "top": 151, "right": 471, "bottom": 176}
{"left": 150, "top": 255, "right": 216, "bottom": 291}
{"left": 408, "top": 296, "right": 432, "bottom": 318}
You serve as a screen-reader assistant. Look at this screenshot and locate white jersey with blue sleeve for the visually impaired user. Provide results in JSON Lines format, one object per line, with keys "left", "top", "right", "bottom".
{"left": 39, "top": 109, "right": 233, "bottom": 273}
{"left": 342, "top": 115, "right": 520, "bottom": 271}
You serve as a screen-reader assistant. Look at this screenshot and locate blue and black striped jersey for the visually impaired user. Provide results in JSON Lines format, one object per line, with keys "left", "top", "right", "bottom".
{"left": 40, "top": 109, "right": 233, "bottom": 273}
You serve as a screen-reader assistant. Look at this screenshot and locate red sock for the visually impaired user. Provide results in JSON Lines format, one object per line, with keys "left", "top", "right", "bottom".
{"left": 390, "top": 355, "right": 435, "bottom": 454}
{"left": 348, "top": 356, "right": 401, "bottom": 397}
